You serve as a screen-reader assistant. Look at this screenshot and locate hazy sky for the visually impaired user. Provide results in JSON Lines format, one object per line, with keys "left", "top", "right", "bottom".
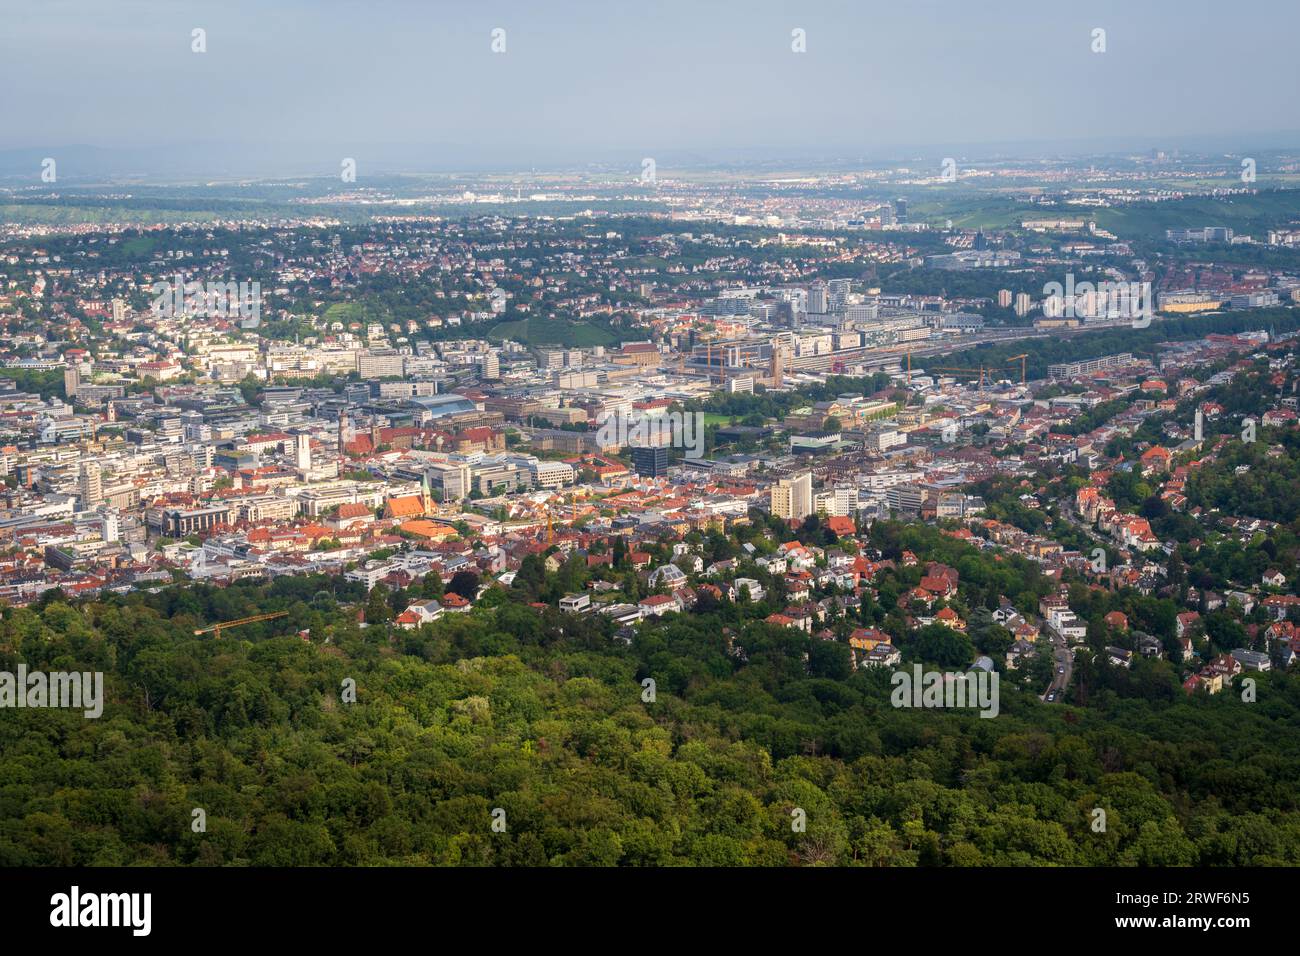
{"left": 3, "top": 0, "right": 1299, "bottom": 171}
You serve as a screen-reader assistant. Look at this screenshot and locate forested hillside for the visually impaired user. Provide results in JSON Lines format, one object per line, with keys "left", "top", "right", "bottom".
{"left": 3, "top": 532, "right": 1300, "bottom": 867}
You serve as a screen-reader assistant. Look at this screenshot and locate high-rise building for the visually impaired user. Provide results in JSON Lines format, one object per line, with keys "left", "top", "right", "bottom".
{"left": 63, "top": 366, "right": 80, "bottom": 398}
{"left": 295, "top": 433, "right": 311, "bottom": 471}
{"left": 895, "top": 198, "right": 908, "bottom": 223}
{"left": 769, "top": 472, "right": 813, "bottom": 521}
{"left": 807, "top": 280, "right": 829, "bottom": 314}
{"left": 998, "top": 289, "right": 1013, "bottom": 308}
{"left": 828, "top": 278, "right": 852, "bottom": 311}
{"left": 78, "top": 462, "right": 103, "bottom": 507}
{"left": 1014, "top": 293, "right": 1033, "bottom": 317}
{"left": 631, "top": 445, "right": 669, "bottom": 478}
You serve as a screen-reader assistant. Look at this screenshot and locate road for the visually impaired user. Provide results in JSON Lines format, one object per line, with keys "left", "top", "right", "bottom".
{"left": 1041, "top": 624, "right": 1074, "bottom": 702}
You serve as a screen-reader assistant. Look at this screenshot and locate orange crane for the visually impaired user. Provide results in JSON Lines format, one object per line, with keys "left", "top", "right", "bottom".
{"left": 193, "top": 611, "right": 289, "bottom": 638}
{"left": 543, "top": 495, "right": 577, "bottom": 546}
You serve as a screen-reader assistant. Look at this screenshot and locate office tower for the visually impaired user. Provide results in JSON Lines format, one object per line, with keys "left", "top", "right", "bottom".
{"left": 64, "top": 366, "right": 80, "bottom": 398}
{"left": 631, "top": 446, "right": 669, "bottom": 478}
{"left": 895, "top": 198, "right": 908, "bottom": 222}
{"left": 828, "top": 278, "right": 852, "bottom": 311}
{"left": 295, "top": 433, "right": 311, "bottom": 471}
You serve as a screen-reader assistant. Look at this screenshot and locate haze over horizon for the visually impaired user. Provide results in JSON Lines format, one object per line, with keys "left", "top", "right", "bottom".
{"left": 4, "top": 0, "right": 1299, "bottom": 179}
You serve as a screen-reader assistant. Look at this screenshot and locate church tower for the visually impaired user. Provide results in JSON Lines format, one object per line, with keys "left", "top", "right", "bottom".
{"left": 421, "top": 471, "right": 435, "bottom": 515}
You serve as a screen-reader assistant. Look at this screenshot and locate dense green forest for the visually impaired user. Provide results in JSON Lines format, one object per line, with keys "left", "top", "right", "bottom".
{"left": 1186, "top": 431, "right": 1300, "bottom": 525}
{"left": 3, "top": 519, "right": 1299, "bottom": 867}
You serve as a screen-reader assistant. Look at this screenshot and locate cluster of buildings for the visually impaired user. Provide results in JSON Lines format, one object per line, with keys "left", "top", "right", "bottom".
{"left": 0, "top": 182, "right": 1298, "bottom": 699}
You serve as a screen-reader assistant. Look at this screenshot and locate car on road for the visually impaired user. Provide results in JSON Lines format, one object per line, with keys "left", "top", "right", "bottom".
{"left": 1046, "top": 692, "right": 1056, "bottom": 702}
{"left": 1058, "top": 666, "right": 1066, "bottom": 674}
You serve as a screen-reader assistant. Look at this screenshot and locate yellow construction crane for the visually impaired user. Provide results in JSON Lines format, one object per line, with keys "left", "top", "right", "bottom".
{"left": 193, "top": 611, "right": 289, "bottom": 639}
{"left": 1006, "top": 353, "right": 1029, "bottom": 385}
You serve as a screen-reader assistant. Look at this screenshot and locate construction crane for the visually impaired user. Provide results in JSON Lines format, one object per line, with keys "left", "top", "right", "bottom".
{"left": 193, "top": 611, "right": 289, "bottom": 639}
{"left": 929, "top": 357, "right": 1028, "bottom": 389}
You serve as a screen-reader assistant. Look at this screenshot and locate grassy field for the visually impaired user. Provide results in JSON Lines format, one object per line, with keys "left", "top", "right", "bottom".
{"left": 322, "top": 302, "right": 367, "bottom": 325}
{"left": 121, "top": 236, "right": 158, "bottom": 256}
{"left": 701, "top": 412, "right": 738, "bottom": 426}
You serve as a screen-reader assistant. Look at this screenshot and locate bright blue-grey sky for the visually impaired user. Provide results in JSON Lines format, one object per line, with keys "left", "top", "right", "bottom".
{"left": 2, "top": 0, "right": 1298, "bottom": 172}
